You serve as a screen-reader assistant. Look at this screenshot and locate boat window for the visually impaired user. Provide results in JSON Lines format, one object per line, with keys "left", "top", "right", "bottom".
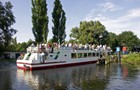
{"left": 50, "top": 55, "right": 52, "bottom": 57}
{"left": 25, "top": 53, "right": 31, "bottom": 60}
{"left": 84, "top": 53, "right": 87, "bottom": 58}
{"left": 78, "top": 53, "right": 82, "bottom": 58}
{"left": 108, "top": 52, "right": 110, "bottom": 56}
{"left": 71, "top": 53, "right": 77, "bottom": 58}
{"left": 88, "top": 53, "right": 92, "bottom": 57}
{"left": 97, "top": 53, "right": 99, "bottom": 57}
{"left": 93, "top": 53, "right": 96, "bottom": 57}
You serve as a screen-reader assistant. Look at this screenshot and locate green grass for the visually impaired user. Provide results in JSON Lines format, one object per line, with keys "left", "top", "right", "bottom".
{"left": 0, "top": 59, "right": 17, "bottom": 62}
{"left": 122, "top": 53, "right": 140, "bottom": 65}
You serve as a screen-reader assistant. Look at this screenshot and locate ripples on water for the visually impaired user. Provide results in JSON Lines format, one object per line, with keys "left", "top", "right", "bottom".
{"left": 0, "top": 62, "right": 140, "bottom": 90}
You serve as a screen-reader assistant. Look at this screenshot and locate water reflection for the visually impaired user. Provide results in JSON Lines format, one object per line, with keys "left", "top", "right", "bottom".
{"left": 0, "top": 62, "right": 17, "bottom": 90}
{"left": 106, "top": 64, "right": 140, "bottom": 90}
{"left": 17, "top": 64, "right": 112, "bottom": 90}
{"left": 1, "top": 62, "right": 140, "bottom": 90}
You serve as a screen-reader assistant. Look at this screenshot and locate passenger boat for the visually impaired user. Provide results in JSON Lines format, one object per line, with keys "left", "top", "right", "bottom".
{"left": 16, "top": 44, "right": 111, "bottom": 70}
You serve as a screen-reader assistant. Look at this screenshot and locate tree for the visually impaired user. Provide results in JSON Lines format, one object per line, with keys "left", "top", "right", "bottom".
{"left": 52, "top": 0, "right": 66, "bottom": 45}
{"left": 5, "top": 37, "right": 17, "bottom": 52}
{"left": 47, "top": 38, "right": 53, "bottom": 45}
{"left": 16, "top": 42, "right": 27, "bottom": 52}
{"left": 11, "top": 37, "right": 17, "bottom": 45}
{"left": 69, "top": 20, "right": 108, "bottom": 45}
{"left": 118, "top": 31, "right": 139, "bottom": 51}
{"left": 32, "top": 0, "right": 49, "bottom": 43}
{"left": 0, "top": 1, "right": 17, "bottom": 48}
{"left": 69, "top": 27, "right": 80, "bottom": 43}
{"left": 14, "top": 39, "right": 36, "bottom": 52}
{"left": 106, "top": 32, "right": 119, "bottom": 51}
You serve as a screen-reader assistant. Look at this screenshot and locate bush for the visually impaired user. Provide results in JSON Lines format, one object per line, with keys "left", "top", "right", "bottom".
{"left": 122, "top": 53, "right": 140, "bottom": 65}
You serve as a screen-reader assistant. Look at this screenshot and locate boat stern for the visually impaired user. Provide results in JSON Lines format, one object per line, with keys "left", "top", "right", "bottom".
{"left": 16, "top": 59, "right": 32, "bottom": 70}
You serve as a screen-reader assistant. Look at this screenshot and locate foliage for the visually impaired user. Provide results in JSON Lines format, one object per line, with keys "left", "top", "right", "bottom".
{"left": 69, "top": 20, "right": 140, "bottom": 52}
{"left": 69, "top": 27, "right": 80, "bottom": 43}
{"left": 0, "top": 44, "right": 4, "bottom": 53}
{"left": 32, "top": 0, "right": 49, "bottom": 43}
{"left": 5, "top": 39, "right": 36, "bottom": 52}
{"left": 106, "top": 32, "right": 119, "bottom": 51}
{"left": 47, "top": 38, "right": 53, "bottom": 45}
{"left": 118, "top": 31, "right": 139, "bottom": 51}
{"left": 0, "top": 1, "right": 17, "bottom": 51}
{"left": 122, "top": 53, "right": 140, "bottom": 65}
{"left": 52, "top": 0, "right": 66, "bottom": 44}
{"left": 11, "top": 37, "right": 17, "bottom": 45}
{"left": 15, "top": 42, "right": 27, "bottom": 52}
{"left": 69, "top": 20, "right": 108, "bottom": 45}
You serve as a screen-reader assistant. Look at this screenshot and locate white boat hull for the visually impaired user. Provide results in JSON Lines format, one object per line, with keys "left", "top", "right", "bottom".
{"left": 17, "top": 58, "right": 98, "bottom": 70}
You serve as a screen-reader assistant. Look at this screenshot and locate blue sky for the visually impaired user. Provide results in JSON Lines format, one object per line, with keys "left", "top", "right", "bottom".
{"left": 1, "top": 0, "right": 140, "bottom": 43}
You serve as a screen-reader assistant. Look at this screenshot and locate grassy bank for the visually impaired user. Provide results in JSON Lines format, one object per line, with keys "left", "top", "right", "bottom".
{"left": 122, "top": 53, "right": 140, "bottom": 65}
{"left": 0, "top": 59, "right": 16, "bottom": 62}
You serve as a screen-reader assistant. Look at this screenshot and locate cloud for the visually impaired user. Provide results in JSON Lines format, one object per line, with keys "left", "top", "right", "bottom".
{"left": 84, "top": 9, "right": 109, "bottom": 21}
{"left": 98, "top": 2, "right": 122, "bottom": 11}
{"left": 111, "top": 8, "right": 140, "bottom": 24}
{"left": 84, "top": 2, "right": 122, "bottom": 21}
{"left": 96, "top": 13, "right": 140, "bottom": 35}
{"left": 84, "top": 3, "right": 140, "bottom": 38}
{"left": 127, "top": 8, "right": 140, "bottom": 18}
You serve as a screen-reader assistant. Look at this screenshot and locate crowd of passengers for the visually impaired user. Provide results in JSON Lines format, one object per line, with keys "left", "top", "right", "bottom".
{"left": 63, "top": 43, "right": 110, "bottom": 51}
{"left": 28, "top": 43, "right": 111, "bottom": 54}
{"left": 45, "top": 43, "right": 111, "bottom": 51}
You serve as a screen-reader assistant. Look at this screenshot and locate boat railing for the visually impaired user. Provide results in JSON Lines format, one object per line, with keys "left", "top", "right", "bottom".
{"left": 60, "top": 46, "right": 111, "bottom": 51}
{"left": 60, "top": 46, "right": 73, "bottom": 50}
{"left": 26, "top": 44, "right": 112, "bottom": 53}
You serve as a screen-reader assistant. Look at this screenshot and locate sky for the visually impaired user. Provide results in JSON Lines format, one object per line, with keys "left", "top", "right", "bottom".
{"left": 1, "top": 0, "right": 140, "bottom": 43}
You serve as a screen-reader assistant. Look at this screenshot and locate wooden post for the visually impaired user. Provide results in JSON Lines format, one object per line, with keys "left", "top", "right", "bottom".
{"left": 117, "top": 51, "right": 121, "bottom": 63}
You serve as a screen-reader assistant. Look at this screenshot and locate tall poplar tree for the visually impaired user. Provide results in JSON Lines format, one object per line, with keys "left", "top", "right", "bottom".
{"left": 52, "top": 0, "right": 66, "bottom": 44}
{"left": 32, "top": 0, "right": 49, "bottom": 43}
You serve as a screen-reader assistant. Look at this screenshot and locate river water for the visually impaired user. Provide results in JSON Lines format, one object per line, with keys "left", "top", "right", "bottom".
{"left": 0, "top": 62, "right": 140, "bottom": 90}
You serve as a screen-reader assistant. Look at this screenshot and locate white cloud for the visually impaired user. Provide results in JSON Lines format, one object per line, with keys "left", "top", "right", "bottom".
{"left": 84, "top": 2, "right": 122, "bottom": 21}
{"left": 84, "top": 9, "right": 109, "bottom": 21}
{"left": 98, "top": 2, "right": 122, "bottom": 11}
{"left": 84, "top": 5, "right": 140, "bottom": 38}
{"left": 127, "top": 8, "right": 140, "bottom": 18}
{"left": 98, "top": 14, "right": 139, "bottom": 36}
{"left": 112, "top": 8, "right": 140, "bottom": 24}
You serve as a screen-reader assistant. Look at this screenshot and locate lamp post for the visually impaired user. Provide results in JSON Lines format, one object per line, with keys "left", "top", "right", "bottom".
{"left": 99, "top": 34, "right": 103, "bottom": 45}
{"left": 86, "top": 30, "right": 90, "bottom": 44}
